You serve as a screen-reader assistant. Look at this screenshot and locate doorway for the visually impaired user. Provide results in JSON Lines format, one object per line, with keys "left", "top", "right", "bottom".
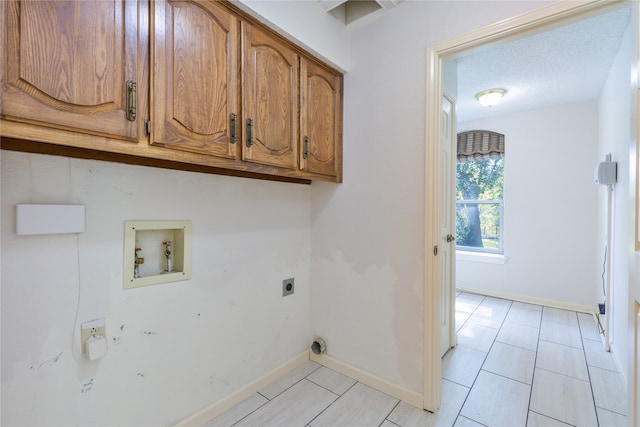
{"left": 423, "top": 0, "right": 636, "bottom": 413}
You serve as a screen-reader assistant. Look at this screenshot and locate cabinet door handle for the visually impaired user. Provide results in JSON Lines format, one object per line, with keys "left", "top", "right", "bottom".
{"left": 229, "top": 113, "right": 237, "bottom": 144}
{"left": 126, "top": 80, "right": 137, "bottom": 122}
{"left": 303, "top": 135, "right": 310, "bottom": 159}
{"left": 246, "top": 118, "right": 253, "bottom": 147}
{"left": 446, "top": 234, "right": 456, "bottom": 243}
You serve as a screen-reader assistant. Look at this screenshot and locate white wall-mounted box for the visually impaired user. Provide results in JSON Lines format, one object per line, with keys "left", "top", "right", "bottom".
{"left": 123, "top": 220, "right": 192, "bottom": 289}
{"left": 16, "top": 204, "right": 85, "bottom": 235}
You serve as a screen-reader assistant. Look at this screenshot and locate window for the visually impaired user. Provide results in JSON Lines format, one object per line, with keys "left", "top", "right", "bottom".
{"left": 456, "top": 130, "right": 504, "bottom": 254}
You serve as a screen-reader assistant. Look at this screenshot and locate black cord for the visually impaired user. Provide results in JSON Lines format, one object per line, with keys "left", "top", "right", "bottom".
{"left": 598, "top": 242, "right": 607, "bottom": 335}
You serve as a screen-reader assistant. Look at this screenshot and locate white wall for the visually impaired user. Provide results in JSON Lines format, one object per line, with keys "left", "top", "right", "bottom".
{"left": 0, "top": 152, "right": 312, "bottom": 425}
{"left": 237, "top": 0, "right": 350, "bottom": 70}
{"left": 456, "top": 101, "right": 600, "bottom": 308}
{"left": 0, "top": 2, "right": 346, "bottom": 425}
{"left": 597, "top": 22, "right": 632, "bottom": 381}
{"left": 310, "top": 0, "right": 551, "bottom": 395}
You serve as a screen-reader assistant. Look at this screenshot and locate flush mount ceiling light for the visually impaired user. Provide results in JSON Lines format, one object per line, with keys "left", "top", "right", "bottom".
{"left": 475, "top": 88, "right": 507, "bottom": 107}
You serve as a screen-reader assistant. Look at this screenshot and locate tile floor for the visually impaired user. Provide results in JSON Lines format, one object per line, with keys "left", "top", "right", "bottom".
{"left": 203, "top": 292, "right": 627, "bottom": 427}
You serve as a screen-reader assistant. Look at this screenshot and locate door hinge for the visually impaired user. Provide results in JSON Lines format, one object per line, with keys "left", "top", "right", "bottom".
{"left": 144, "top": 119, "right": 151, "bottom": 136}
{"left": 433, "top": 245, "right": 439, "bottom": 256}
{"left": 126, "top": 80, "right": 137, "bottom": 121}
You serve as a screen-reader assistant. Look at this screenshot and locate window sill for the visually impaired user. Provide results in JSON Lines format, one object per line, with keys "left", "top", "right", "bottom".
{"left": 456, "top": 250, "right": 508, "bottom": 264}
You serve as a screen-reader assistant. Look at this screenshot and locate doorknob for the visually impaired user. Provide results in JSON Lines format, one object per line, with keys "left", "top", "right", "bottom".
{"left": 446, "top": 234, "right": 456, "bottom": 243}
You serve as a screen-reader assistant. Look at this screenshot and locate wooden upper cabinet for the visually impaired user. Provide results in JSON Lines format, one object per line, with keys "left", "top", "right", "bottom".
{"left": 1, "top": 0, "right": 144, "bottom": 142}
{"left": 300, "top": 58, "right": 343, "bottom": 181}
{"left": 152, "top": 0, "right": 239, "bottom": 159}
{"left": 1, "top": 0, "right": 342, "bottom": 183}
{"left": 242, "top": 23, "right": 299, "bottom": 170}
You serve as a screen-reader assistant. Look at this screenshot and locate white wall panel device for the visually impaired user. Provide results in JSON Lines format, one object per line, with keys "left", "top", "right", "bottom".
{"left": 16, "top": 204, "right": 85, "bottom": 235}
{"left": 594, "top": 159, "right": 618, "bottom": 185}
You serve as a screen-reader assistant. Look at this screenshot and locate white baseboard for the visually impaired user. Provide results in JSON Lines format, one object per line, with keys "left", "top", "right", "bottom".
{"left": 309, "top": 351, "right": 423, "bottom": 409}
{"left": 174, "top": 351, "right": 309, "bottom": 427}
{"left": 609, "top": 342, "right": 629, "bottom": 388}
{"left": 457, "top": 286, "right": 595, "bottom": 314}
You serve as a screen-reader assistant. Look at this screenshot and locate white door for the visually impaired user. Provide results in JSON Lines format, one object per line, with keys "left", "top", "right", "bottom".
{"left": 440, "top": 94, "right": 456, "bottom": 357}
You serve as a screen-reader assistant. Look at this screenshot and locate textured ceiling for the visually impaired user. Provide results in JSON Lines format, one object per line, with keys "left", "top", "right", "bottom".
{"left": 454, "top": 7, "right": 631, "bottom": 123}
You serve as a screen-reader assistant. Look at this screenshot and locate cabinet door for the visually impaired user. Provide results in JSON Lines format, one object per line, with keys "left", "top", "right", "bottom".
{"left": 2, "top": 0, "right": 142, "bottom": 141}
{"left": 300, "top": 58, "right": 343, "bottom": 180}
{"left": 153, "top": 0, "right": 239, "bottom": 159}
{"left": 242, "top": 23, "right": 299, "bottom": 169}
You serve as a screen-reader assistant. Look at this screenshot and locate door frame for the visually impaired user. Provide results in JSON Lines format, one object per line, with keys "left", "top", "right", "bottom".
{"left": 423, "top": 0, "right": 631, "bottom": 411}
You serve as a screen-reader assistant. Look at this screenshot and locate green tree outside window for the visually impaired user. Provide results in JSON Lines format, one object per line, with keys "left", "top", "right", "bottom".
{"left": 456, "top": 157, "right": 504, "bottom": 252}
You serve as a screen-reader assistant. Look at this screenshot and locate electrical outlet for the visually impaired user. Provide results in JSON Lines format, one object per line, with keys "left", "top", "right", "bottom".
{"left": 80, "top": 318, "right": 106, "bottom": 356}
{"left": 282, "top": 278, "right": 295, "bottom": 296}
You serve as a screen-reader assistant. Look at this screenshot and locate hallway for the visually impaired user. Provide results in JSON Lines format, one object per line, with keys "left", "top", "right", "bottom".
{"left": 444, "top": 292, "right": 626, "bottom": 426}
{"left": 204, "top": 292, "right": 627, "bottom": 426}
